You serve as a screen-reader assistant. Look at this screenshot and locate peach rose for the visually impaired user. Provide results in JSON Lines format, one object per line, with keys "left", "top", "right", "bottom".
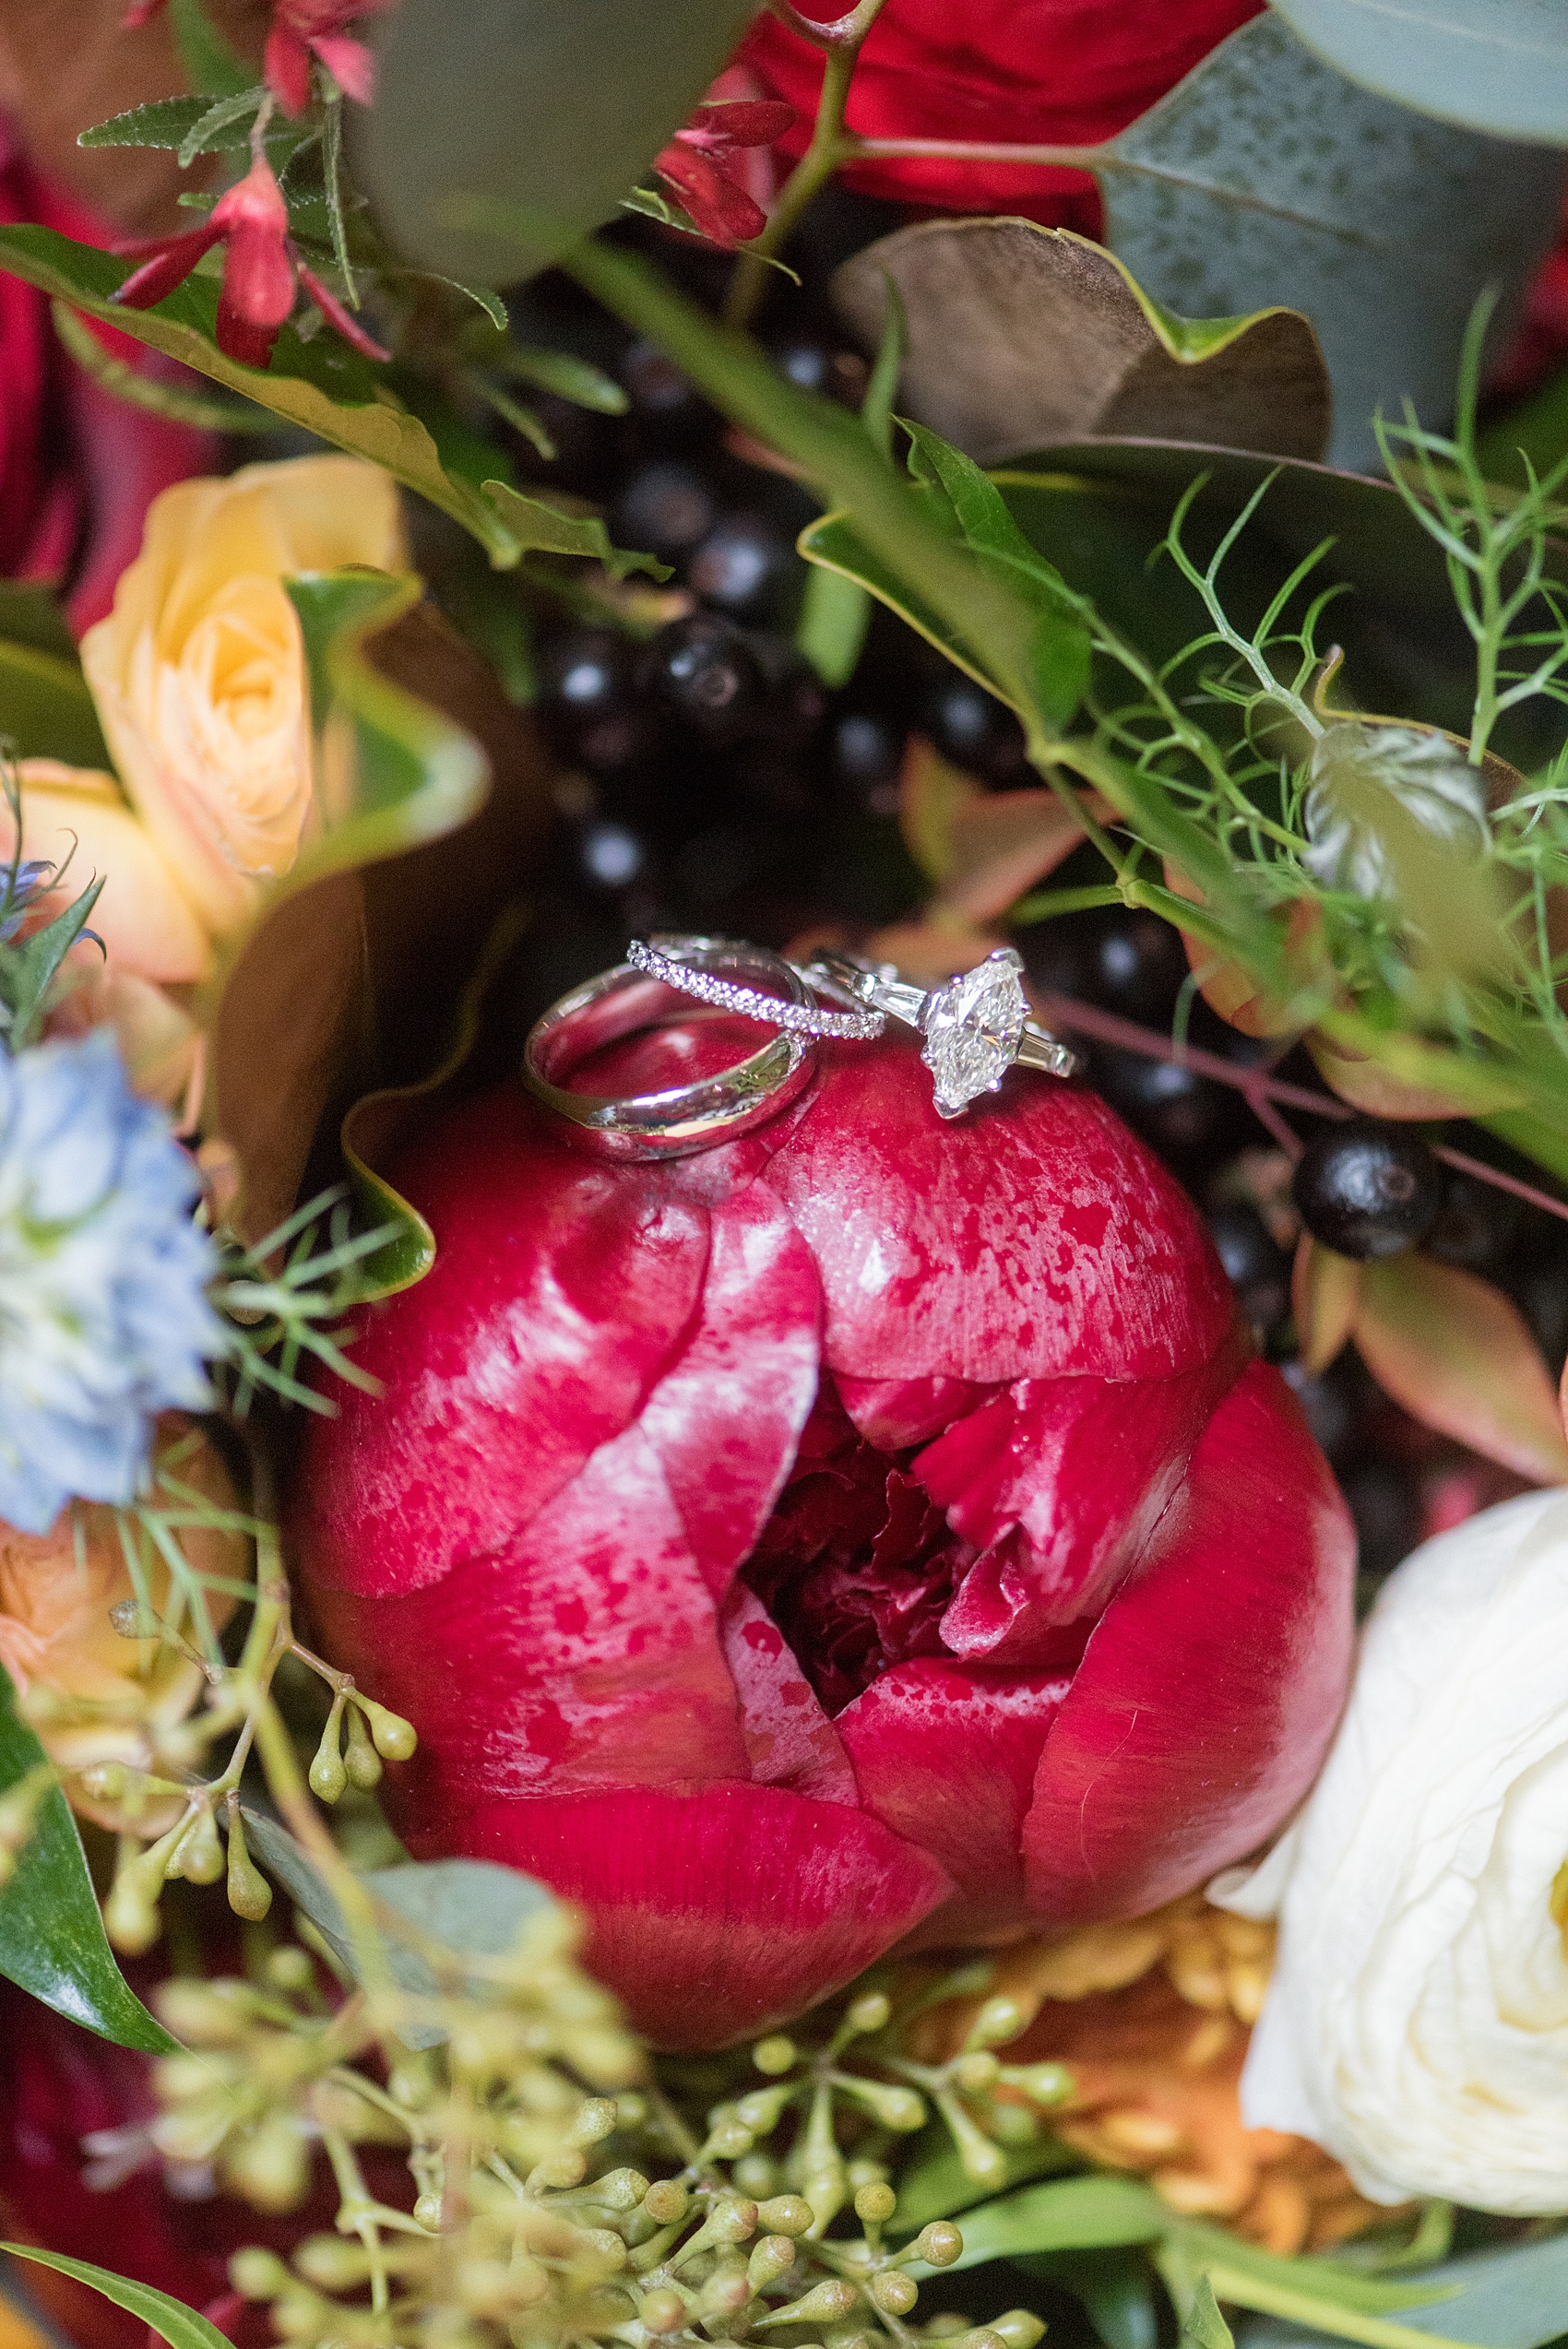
{"left": 77, "top": 453, "right": 405, "bottom": 945}
{"left": 0, "top": 1417, "right": 244, "bottom": 1833}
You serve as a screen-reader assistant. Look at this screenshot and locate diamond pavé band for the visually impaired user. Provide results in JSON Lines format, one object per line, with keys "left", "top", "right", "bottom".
{"left": 628, "top": 936, "right": 886, "bottom": 1042}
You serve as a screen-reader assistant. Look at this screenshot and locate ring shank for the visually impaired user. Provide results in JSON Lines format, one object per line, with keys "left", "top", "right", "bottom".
{"left": 523, "top": 945, "right": 818, "bottom": 1161}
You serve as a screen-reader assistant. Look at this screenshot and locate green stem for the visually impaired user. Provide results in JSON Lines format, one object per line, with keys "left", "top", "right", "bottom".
{"left": 724, "top": 0, "right": 892, "bottom": 327}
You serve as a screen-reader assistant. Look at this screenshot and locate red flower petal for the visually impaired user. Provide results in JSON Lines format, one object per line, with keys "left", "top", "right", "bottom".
{"left": 113, "top": 230, "right": 220, "bottom": 311}
{"left": 684, "top": 100, "right": 799, "bottom": 147}
{"left": 837, "top": 1659, "right": 1071, "bottom": 1937}
{"left": 425, "top": 1784, "right": 953, "bottom": 2047}
{"left": 311, "top": 30, "right": 377, "bottom": 103}
{"left": 636, "top": 1183, "right": 822, "bottom": 1600}
{"left": 309, "top": 1409, "right": 753, "bottom": 1841}
{"left": 760, "top": 1035, "right": 1233, "bottom": 1384}
{"left": 836, "top": 1372, "right": 990, "bottom": 1450}
{"left": 654, "top": 144, "right": 768, "bottom": 248}
{"left": 920, "top": 1330, "right": 1248, "bottom": 1650}
{"left": 214, "top": 291, "right": 280, "bottom": 368}
{"left": 1021, "top": 1360, "right": 1355, "bottom": 1922}
{"left": 295, "top": 1088, "right": 712, "bottom": 1602}
{"left": 295, "top": 261, "right": 393, "bottom": 362}
{"left": 719, "top": 1582, "right": 859, "bottom": 1803}
{"left": 265, "top": 22, "right": 315, "bottom": 113}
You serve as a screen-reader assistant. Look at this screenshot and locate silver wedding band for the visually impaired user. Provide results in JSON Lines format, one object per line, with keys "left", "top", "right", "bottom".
{"left": 522, "top": 934, "right": 818, "bottom": 1159}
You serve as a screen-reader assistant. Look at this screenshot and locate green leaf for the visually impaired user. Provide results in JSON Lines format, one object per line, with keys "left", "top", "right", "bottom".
{"left": 1019, "top": 2248, "right": 1159, "bottom": 2349}
{"left": 480, "top": 479, "right": 669, "bottom": 581}
{"left": 78, "top": 95, "right": 251, "bottom": 153}
{"left": 2, "top": 2249, "right": 229, "bottom": 2349}
{"left": 892, "top": 2128, "right": 1079, "bottom": 2234}
{"left": 1267, "top": 0, "right": 1568, "bottom": 144}
{"left": 350, "top": 0, "right": 760, "bottom": 285}
{"left": 1170, "top": 2224, "right": 1458, "bottom": 2319}
{"left": 3, "top": 874, "right": 106, "bottom": 1049}
{"left": 0, "top": 639, "right": 112, "bottom": 767}
{"left": 1094, "top": 12, "right": 1566, "bottom": 468}
{"left": 936, "top": 2175, "right": 1168, "bottom": 2271}
{"left": 168, "top": 0, "right": 254, "bottom": 96}
{"left": 178, "top": 88, "right": 267, "bottom": 170}
{"left": 1182, "top": 2278, "right": 1236, "bottom": 2349}
{"left": 833, "top": 223, "right": 1331, "bottom": 467}
{"left": 1243, "top": 2231, "right": 1568, "bottom": 2349}
{"left": 0, "top": 1665, "right": 172, "bottom": 2053}
{"left": 0, "top": 228, "right": 525, "bottom": 564}
{"left": 797, "top": 285, "right": 905, "bottom": 687}
{"left": 502, "top": 346, "right": 629, "bottom": 414}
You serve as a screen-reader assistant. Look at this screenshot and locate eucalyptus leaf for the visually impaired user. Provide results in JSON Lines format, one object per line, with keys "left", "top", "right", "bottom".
{"left": 834, "top": 224, "right": 1331, "bottom": 466}
{"left": 1096, "top": 13, "right": 1566, "bottom": 468}
{"left": 1242, "top": 2229, "right": 1568, "bottom": 2349}
{"left": 0, "top": 1666, "right": 172, "bottom": 2053}
{"left": 936, "top": 2174, "right": 1167, "bottom": 2271}
{"left": 2, "top": 2248, "right": 229, "bottom": 2349}
{"left": 1268, "top": 0, "right": 1568, "bottom": 145}
{"left": 351, "top": 0, "right": 760, "bottom": 285}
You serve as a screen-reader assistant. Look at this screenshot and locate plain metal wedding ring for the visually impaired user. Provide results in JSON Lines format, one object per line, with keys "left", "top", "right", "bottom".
{"left": 522, "top": 935, "right": 819, "bottom": 1159}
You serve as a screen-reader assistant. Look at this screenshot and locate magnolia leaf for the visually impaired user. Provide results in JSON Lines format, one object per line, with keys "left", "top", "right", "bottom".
{"left": 833, "top": 223, "right": 1331, "bottom": 466}
{"left": 0, "top": 1666, "right": 172, "bottom": 2053}
{"left": 1267, "top": 0, "right": 1568, "bottom": 145}
{"left": 1354, "top": 1253, "right": 1568, "bottom": 1483}
{"left": 2, "top": 2250, "right": 229, "bottom": 2349}
{"left": 0, "top": 228, "right": 529, "bottom": 565}
{"left": 1293, "top": 1234, "right": 1363, "bottom": 1375}
{"left": 936, "top": 2174, "right": 1167, "bottom": 2271}
{"left": 351, "top": 0, "right": 760, "bottom": 285}
{"left": 1096, "top": 13, "right": 1566, "bottom": 468}
{"left": 204, "top": 577, "right": 551, "bottom": 1249}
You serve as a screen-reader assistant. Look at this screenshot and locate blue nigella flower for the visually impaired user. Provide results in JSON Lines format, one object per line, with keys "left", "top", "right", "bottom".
{"left": 0, "top": 1028, "right": 226, "bottom": 1533}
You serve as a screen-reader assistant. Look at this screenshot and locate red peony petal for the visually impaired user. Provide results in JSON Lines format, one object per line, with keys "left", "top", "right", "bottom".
{"left": 1021, "top": 1360, "right": 1355, "bottom": 1922}
{"left": 719, "top": 1582, "right": 859, "bottom": 1803}
{"left": 921, "top": 1331, "right": 1247, "bottom": 1651}
{"left": 424, "top": 1783, "right": 953, "bottom": 2047}
{"left": 637, "top": 1183, "right": 823, "bottom": 1600}
{"left": 835, "top": 1371, "right": 990, "bottom": 1450}
{"left": 837, "top": 1658, "right": 1071, "bottom": 1938}
{"left": 295, "top": 1086, "right": 712, "bottom": 1600}
{"left": 308, "top": 1411, "right": 753, "bottom": 1841}
{"left": 684, "top": 99, "right": 799, "bottom": 147}
{"left": 760, "top": 1034, "right": 1233, "bottom": 1385}
{"left": 654, "top": 144, "right": 768, "bottom": 247}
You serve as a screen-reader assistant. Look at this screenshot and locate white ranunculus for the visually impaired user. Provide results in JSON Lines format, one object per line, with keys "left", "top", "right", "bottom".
{"left": 1214, "top": 1487, "right": 1568, "bottom": 2214}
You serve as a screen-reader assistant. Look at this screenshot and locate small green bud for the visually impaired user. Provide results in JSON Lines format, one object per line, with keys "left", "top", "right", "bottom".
{"left": 361, "top": 1699, "right": 418, "bottom": 1761}
{"left": 999, "top": 2061, "right": 1074, "bottom": 2107}
{"left": 853, "top": 2182, "right": 897, "bottom": 2226}
{"left": 753, "top": 2035, "right": 797, "bottom": 2076}
{"left": 104, "top": 1866, "right": 161, "bottom": 1955}
{"left": 951, "top": 2051, "right": 1001, "bottom": 2094}
{"left": 588, "top": 2167, "right": 648, "bottom": 2212}
{"left": 637, "top": 2288, "right": 687, "bottom": 2334}
{"left": 229, "top": 2249, "right": 288, "bottom": 2300}
{"left": 223, "top": 2116, "right": 309, "bottom": 2213}
{"left": 223, "top": 1803, "right": 272, "bottom": 1924}
{"left": 697, "top": 2263, "right": 753, "bottom": 2322}
{"left": 616, "top": 2093, "right": 648, "bottom": 2129}
{"left": 571, "top": 2096, "right": 620, "bottom": 2146}
{"left": 734, "top": 2153, "right": 779, "bottom": 2199}
{"left": 265, "top": 1946, "right": 315, "bottom": 1994}
{"left": 755, "top": 2195, "right": 814, "bottom": 2237}
{"left": 989, "top": 2313, "right": 1047, "bottom": 2349}
{"left": 172, "top": 1805, "right": 223, "bottom": 1887}
{"left": 295, "top": 2236, "right": 373, "bottom": 2288}
{"left": 871, "top": 2273, "right": 919, "bottom": 2317}
{"left": 641, "top": 2178, "right": 689, "bottom": 2225}
{"left": 307, "top": 1701, "right": 347, "bottom": 1804}
{"left": 967, "top": 1995, "right": 1029, "bottom": 2051}
{"left": 845, "top": 2160, "right": 889, "bottom": 2193}
{"left": 704, "top": 2119, "right": 755, "bottom": 2159}
{"left": 762, "top": 2281, "right": 861, "bottom": 2328}
{"left": 837, "top": 2077, "right": 926, "bottom": 2133}
{"left": 413, "top": 2192, "right": 444, "bottom": 2230}
{"left": 708, "top": 2194, "right": 758, "bottom": 2244}
{"left": 77, "top": 1761, "right": 129, "bottom": 1804}
{"left": 914, "top": 2224, "right": 964, "bottom": 2269}
{"left": 736, "top": 2083, "right": 794, "bottom": 2135}
{"left": 342, "top": 1709, "right": 383, "bottom": 1791}
{"left": 845, "top": 1991, "right": 891, "bottom": 2036}
{"left": 748, "top": 2236, "right": 797, "bottom": 2291}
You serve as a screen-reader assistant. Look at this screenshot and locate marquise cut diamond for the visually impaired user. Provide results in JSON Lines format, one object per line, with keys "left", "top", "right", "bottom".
{"left": 921, "top": 948, "right": 1028, "bottom": 1118}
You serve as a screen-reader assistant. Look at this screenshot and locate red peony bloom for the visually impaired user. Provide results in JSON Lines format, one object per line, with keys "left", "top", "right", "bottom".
{"left": 294, "top": 1018, "right": 1354, "bottom": 2052}
{"left": 113, "top": 153, "right": 388, "bottom": 369}
{"left": 735, "top": 0, "right": 1263, "bottom": 228}
{"left": 654, "top": 100, "right": 800, "bottom": 248}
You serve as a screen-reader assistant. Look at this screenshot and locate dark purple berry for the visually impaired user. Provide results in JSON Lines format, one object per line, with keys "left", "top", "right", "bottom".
{"left": 536, "top": 628, "right": 653, "bottom": 775}
{"left": 1292, "top": 1122, "right": 1443, "bottom": 1261}
{"left": 615, "top": 461, "right": 718, "bottom": 564}
{"left": 919, "top": 676, "right": 1030, "bottom": 786}
{"left": 620, "top": 340, "right": 713, "bottom": 445}
{"left": 1087, "top": 910, "right": 1191, "bottom": 1027}
{"left": 1206, "top": 1204, "right": 1289, "bottom": 1344}
{"left": 642, "top": 615, "right": 770, "bottom": 744}
{"left": 688, "top": 513, "right": 793, "bottom": 619}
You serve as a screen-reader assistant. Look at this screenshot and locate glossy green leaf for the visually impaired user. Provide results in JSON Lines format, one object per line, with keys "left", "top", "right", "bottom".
{"left": 833, "top": 223, "right": 1331, "bottom": 466}
{"left": 0, "top": 1665, "right": 172, "bottom": 2052}
{"left": 892, "top": 2129, "right": 1077, "bottom": 2235}
{"left": 0, "top": 642, "right": 112, "bottom": 767}
{"left": 481, "top": 480, "right": 668, "bottom": 581}
{"left": 1182, "top": 2278, "right": 1236, "bottom": 2349}
{"left": 504, "top": 347, "right": 628, "bottom": 415}
{"left": 1243, "top": 2228, "right": 1568, "bottom": 2349}
{"left": 78, "top": 95, "right": 253, "bottom": 152}
{"left": 0, "top": 229, "right": 529, "bottom": 565}
{"left": 350, "top": 0, "right": 760, "bottom": 285}
{"left": 1170, "top": 2224, "right": 1457, "bottom": 2319}
{"left": 1096, "top": 13, "right": 1566, "bottom": 467}
{"left": 1020, "top": 2248, "right": 1159, "bottom": 2349}
{"left": 2, "top": 2248, "right": 229, "bottom": 2349}
{"left": 938, "top": 2174, "right": 1168, "bottom": 2271}
{"left": 1268, "top": 0, "right": 1568, "bottom": 144}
